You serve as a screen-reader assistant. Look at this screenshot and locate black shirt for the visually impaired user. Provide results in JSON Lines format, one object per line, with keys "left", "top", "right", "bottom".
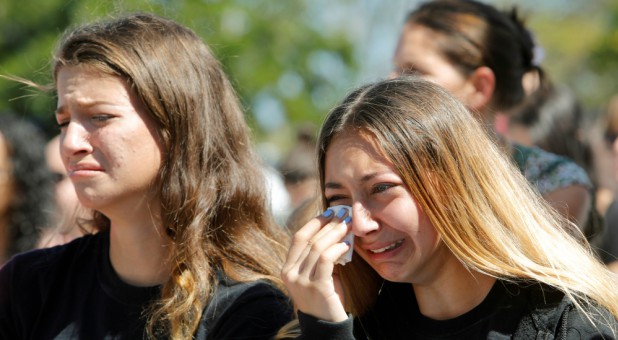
{"left": 0, "top": 231, "right": 292, "bottom": 339}
{"left": 355, "top": 280, "right": 532, "bottom": 339}
{"left": 297, "top": 280, "right": 617, "bottom": 339}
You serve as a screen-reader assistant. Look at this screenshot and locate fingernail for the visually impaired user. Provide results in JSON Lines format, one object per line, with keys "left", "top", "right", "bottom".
{"left": 343, "top": 216, "right": 352, "bottom": 224}
{"left": 322, "top": 209, "right": 333, "bottom": 217}
{"left": 336, "top": 208, "right": 347, "bottom": 218}
{"left": 344, "top": 240, "right": 351, "bottom": 246}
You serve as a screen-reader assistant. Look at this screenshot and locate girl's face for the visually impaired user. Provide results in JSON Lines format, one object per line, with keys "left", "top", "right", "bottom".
{"left": 392, "top": 23, "right": 475, "bottom": 108}
{"left": 55, "top": 65, "right": 163, "bottom": 217}
{"left": 324, "top": 130, "right": 451, "bottom": 284}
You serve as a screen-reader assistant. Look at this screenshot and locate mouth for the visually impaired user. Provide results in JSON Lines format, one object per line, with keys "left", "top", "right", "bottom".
{"left": 369, "top": 239, "right": 404, "bottom": 254}
{"left": 68, "top": 163, "right": 103, "bottom": 172}
{"left": 67, "top": 164, "right": 104, "bottom": 178}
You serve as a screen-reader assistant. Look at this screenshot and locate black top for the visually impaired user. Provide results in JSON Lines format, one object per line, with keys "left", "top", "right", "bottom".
{"left": 297, "top": 280, "right": 617, "bottom": 339}
{"left": 0, "top": 231, "right": 293, "bottom": 339}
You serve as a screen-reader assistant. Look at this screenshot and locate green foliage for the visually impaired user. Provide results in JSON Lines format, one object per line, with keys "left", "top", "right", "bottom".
{"left": 587, "top": 0, "right": 618, "bottom": 107}
{"left": 0, "top": 0, "right": 359, "bottom": 145}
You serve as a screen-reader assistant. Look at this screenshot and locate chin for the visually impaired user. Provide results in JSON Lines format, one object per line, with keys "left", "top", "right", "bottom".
{"left": 373, "top": 264, "right": 412, "bottom": 283}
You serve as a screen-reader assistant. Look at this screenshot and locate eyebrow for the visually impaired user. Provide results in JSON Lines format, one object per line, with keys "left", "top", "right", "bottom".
{"left": 55, "top": 100, "right": 114, "bottom": 115}
{"left": 324, "top": 172, "right": 384, "bottom": 189}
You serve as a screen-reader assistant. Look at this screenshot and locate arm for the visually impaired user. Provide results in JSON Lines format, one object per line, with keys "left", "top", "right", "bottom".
{"left": 543, "top": 184, "right": 591, "bottom": 230}
{"left": 296, "top": 310, "right": 354, "bottom": 340}
{"left": 543, "top": 184, "right": 591, "bottom": 231}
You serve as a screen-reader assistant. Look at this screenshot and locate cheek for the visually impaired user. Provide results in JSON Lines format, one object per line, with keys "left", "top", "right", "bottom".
{"left": 392, "top": 199, "right": 439, "bottom": 248}
{"left": 381, "top": 198, "right": 423, "bottom": 235}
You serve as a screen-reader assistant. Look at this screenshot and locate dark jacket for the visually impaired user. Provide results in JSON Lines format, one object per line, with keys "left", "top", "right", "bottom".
{"left": 297, "top": 280, "right": 616, "bottom": 339}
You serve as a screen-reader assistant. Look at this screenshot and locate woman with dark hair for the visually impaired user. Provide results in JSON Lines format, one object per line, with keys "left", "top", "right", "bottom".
{"left": 0, "top": 112, "right": 55, "bottom": 264}
{"left": 391, "top": 0, "right": 593, "bottom": 230}
{"left": 282, "top": 77, "right": 618, "bottom": 339}
{"left": 0, "top": 13, "right": 292, "bottom": 339}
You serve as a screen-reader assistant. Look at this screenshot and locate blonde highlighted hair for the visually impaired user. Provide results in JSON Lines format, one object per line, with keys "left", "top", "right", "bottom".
{"left": 317, "top": 77, "right": 618, "bottom": 328}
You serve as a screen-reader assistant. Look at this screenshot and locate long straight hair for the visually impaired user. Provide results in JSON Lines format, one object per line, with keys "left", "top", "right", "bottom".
{"left": 318, "top": 78, "right": 618, "bottom": 329}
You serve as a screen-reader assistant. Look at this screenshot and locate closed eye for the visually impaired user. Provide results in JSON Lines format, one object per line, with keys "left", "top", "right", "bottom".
{"left": 325, "top": 195, "right": 348, "bottom": 206}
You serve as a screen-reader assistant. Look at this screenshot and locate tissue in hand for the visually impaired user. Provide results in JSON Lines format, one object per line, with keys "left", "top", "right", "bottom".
{"left": 329, "top": 205, "right": 354, "bottom": 265}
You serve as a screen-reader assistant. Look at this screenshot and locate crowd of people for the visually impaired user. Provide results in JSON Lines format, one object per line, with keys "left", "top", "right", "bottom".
{"left": 0, "top": 0, "right": 618, "bottom": 339}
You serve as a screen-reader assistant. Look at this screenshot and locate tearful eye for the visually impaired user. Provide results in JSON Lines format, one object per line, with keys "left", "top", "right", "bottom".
{"left": 92, "top": 115, "right": 113, "bottom": 122}
{"left": 373, "top": 184, "right": 393, "bottom": 194}
{"left": 325, "top": 195, "right": 347, "bottom": 206}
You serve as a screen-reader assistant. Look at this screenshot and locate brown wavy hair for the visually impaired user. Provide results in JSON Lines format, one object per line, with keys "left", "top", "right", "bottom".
{"left": 52, "top": 13, "right": 289, "bottom": 338}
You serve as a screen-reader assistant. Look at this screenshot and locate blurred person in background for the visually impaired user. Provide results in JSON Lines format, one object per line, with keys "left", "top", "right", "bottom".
{"left": 596, "top": 94, "right": 618, "bottom": 273}
{"left": 506, "top": 83, "right": 603, "bottom": 242}
{"left": 37, "top": 135, "right": 90, "bottom": 248}
{"left": 0, "top": 111, "right": 54, "bottom": 265}
{"left": 279, "top": 124, "right": 319, "bottom": 213}
{"left": 390, "top": 0, "right": 593, "bottom": 230}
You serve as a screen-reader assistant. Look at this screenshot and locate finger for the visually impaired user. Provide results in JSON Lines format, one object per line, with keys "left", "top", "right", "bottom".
{"left": 309, "top": 207, "right": 349, "bottom": 243}
{"left": 312, "top": 241, "right": 351, "bottom": 282}
{"left": 284, "top": 209, "right": 335, "bottom": 270}
{"left": 297, "top": 220, "right": 350, "bottom": 278}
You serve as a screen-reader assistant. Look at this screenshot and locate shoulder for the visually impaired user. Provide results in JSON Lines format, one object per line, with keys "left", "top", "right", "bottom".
{"left": 0, "top": 232, "right": 105, "bottom": 338}
{"left": 196, "top": 275, "right": 293, "bottom": 339}
{"left": 205, "top": 276, "right": 291, "bottom": 318}
{"left": 514, "top": 283, "right": 617, "bottom": 338}
{"left": 512, "top": 144, "right": 591, "bottom": 194}
{"left": 1, "top": 232, "right": 103, "bottom": 283}
{"left": 558, "top": 301, "right": 618, "bottom": 339}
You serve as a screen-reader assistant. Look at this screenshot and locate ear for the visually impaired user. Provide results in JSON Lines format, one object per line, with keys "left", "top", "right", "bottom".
{"left": 465, "top": 66, "right": 495, "bottom": 112}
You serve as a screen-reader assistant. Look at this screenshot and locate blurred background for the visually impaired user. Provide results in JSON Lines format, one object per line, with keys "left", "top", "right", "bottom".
{"left": 0, "top": 0, "right": 617, "bottom": 166}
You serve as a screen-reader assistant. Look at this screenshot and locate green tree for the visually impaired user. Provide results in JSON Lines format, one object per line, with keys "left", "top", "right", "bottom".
{"left": 0, "top": 0, "right": 359, "bottom": 153}
{"left": 586, "top": 0, "right": 618, "bottom": 107}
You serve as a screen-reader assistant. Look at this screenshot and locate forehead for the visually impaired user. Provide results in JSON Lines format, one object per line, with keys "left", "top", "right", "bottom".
{"left": 55, "top": 65, "right": 135, "bottom": 111}
{"left": 56, "top": 64, "right": 125, "bottom": 88}
{"left": 326, "top": 130, "right": 390, "bottom": 167}
{"left": 396, "top": 24, "right": 445, "bottom": 58}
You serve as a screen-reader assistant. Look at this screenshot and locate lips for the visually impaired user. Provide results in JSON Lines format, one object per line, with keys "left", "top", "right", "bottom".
{"left": 366, "top": 239, "right": 404, "bottom": 254}
{"left": 67, "top": 163, "right": 104, "bottom": 176}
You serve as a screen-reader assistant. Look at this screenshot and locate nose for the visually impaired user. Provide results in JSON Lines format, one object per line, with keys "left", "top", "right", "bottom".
{"left": 60, "top": 122, "right": 92, "bottom": 157}
{"left": 350, "top": 202, "right": 379, "bottom": 237}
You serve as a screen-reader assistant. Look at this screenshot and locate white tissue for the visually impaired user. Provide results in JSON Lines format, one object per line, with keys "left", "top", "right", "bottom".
{"left": 329, "top": 205, "right": 354, "bottom": 266}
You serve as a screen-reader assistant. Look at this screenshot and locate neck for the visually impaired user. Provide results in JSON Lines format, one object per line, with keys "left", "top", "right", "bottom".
{"left": 413, "top": 259, "right": 496, "bottom": 320}
{"left": 108, "top": 213, "right": 172, "bottom": 287}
